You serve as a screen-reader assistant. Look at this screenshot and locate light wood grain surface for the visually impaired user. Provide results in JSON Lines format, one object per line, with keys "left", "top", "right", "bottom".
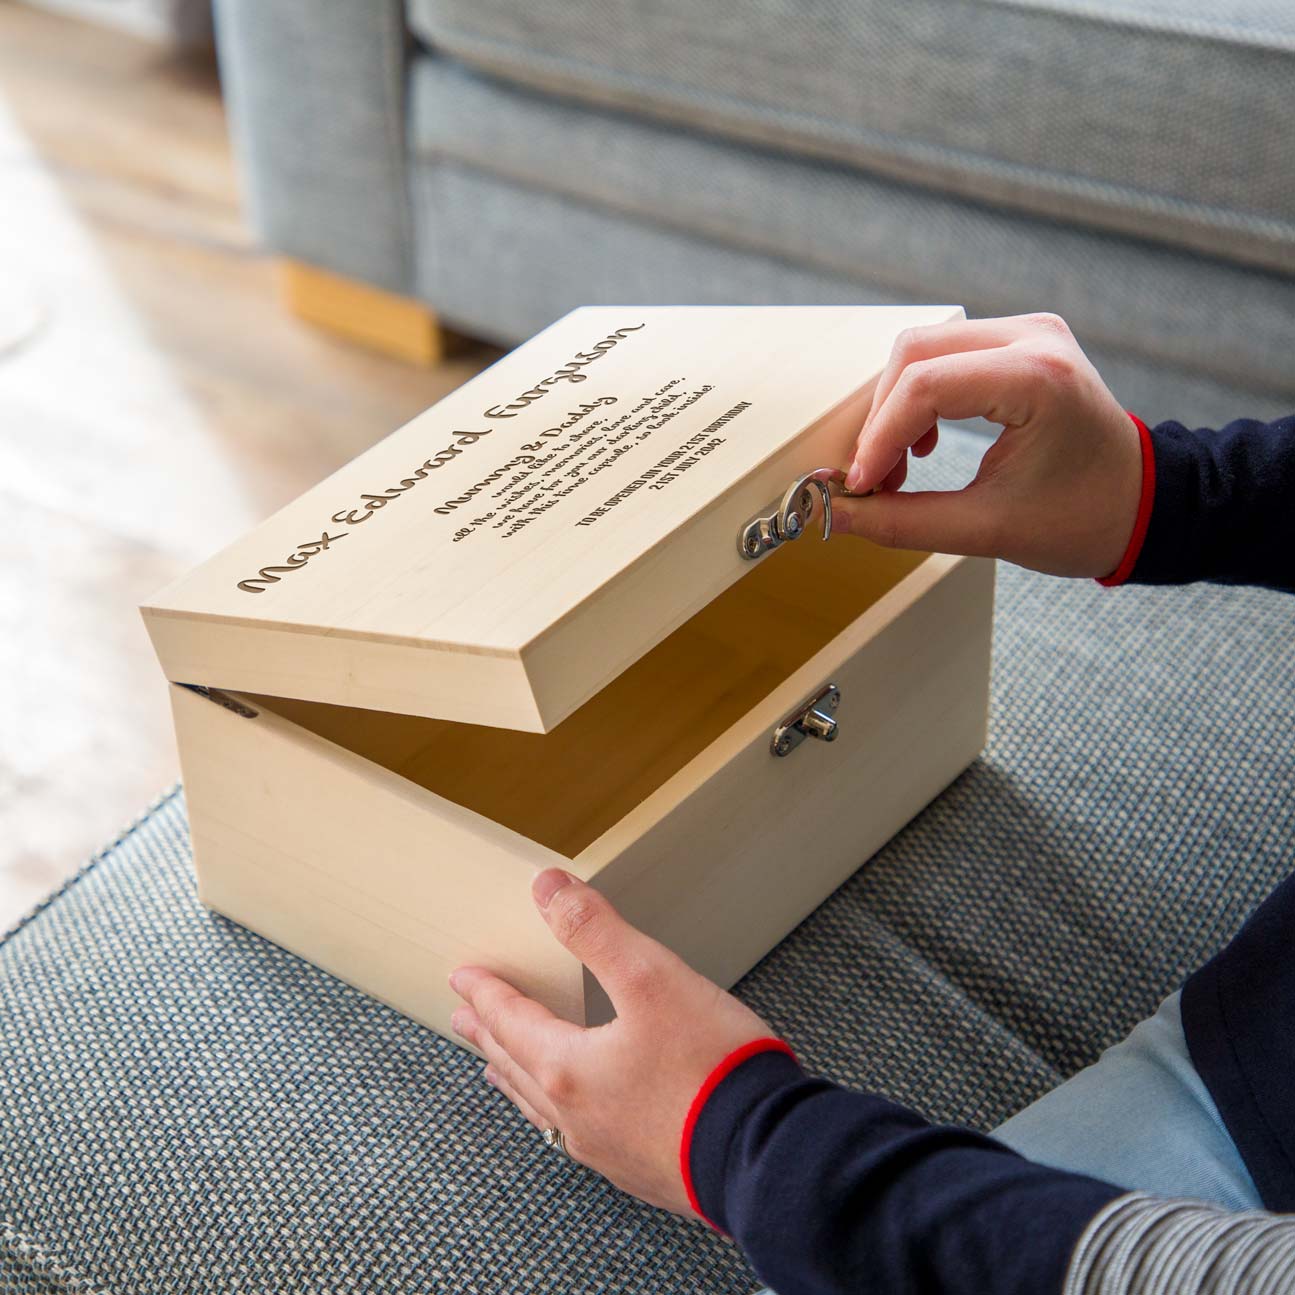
{"left": 144, "top": 304, "right": 962, "bottom": 731}
{"left": 0, "top": 3, "right": 498, "bottom": 932}
{"left": 256, "top": 537, "right": 929, "bottom": 858}
{"left": 174, "top": 551, "right": 993, "bottom": 1043}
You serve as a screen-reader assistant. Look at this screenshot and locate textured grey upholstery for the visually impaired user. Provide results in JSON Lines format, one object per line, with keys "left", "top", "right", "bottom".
{"left": 214, "top": 0, "right": 413, "bottom": 291}
{"left": 407, "top": 0, "right": 1295, "bottom": 274}
{"left": 410, "top": 57, "right": 1295, "bottom": 407}
{"left": 3, "top": 431, "right": 1294, "bottom": 1294}
{"left": 411, "top": 160, "right": 1290, "bottom": 430}
{"left": 211, "top": 0, "right": 1295, "bottom": 427}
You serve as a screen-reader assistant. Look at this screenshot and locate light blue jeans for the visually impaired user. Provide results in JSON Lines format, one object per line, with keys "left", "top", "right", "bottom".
{"left": 992, "top": 990, "right": 1261, "bottom": 1210}
{"left": 755, "top": 992, "right": 1259, "bottom": 1294}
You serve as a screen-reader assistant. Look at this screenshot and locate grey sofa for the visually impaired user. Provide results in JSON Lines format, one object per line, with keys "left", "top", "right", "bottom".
{"left": 214, "top": 0, "right": 1294, "bottom": 430}
{"left": 4, "top": 432, "right": 1295, "bottom": 1293}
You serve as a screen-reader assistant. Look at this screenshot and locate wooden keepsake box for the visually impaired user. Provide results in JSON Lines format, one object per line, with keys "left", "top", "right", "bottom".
{"left": 142, "top": 305, "right": 994, "bottom": 1042}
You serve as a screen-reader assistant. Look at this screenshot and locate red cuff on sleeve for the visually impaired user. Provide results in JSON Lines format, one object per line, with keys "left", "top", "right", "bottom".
{"left": 1097, "top": 413, "right": 1156, "bottom": 587}
{"left": 679, "top": 1036, "right": 795, "bottom": 1229}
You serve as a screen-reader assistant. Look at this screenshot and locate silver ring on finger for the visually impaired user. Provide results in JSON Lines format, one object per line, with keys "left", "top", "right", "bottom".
{"left": 542, "top": 1126, "right": 570, "bottom": 1158}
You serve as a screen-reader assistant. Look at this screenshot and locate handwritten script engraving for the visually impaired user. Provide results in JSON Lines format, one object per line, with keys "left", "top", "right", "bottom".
{"left": 236, "top": 531, "right": 349, "bottom": 594}
{"left": 235, "top": 323, "right": 646, "bottom": 593}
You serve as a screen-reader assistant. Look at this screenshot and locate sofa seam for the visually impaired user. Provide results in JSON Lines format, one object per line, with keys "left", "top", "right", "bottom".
{"left": 417, "top": 2, "right": 1295, "bottom": 66}
{"left": 410, "top": 26, "right": 1295, "bottom": 246}
{"left": 745, "top": 897, "right": 1070, "bottom": 1130}
{"left": 413, "top": 56, "right": 1295, "bottom": 249}
{"left": 415, "top": 155, "right": 1295, "bottom": 405}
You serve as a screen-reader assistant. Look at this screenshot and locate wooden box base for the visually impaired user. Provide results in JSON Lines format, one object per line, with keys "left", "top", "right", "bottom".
{"left": 171, "top": 543, "right": 995, "bottom": 1043}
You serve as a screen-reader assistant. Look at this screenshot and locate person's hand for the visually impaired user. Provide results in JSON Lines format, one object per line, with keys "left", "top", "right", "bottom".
{"left": 835, "top": 313, "right": 1144, "bottom": 578}
{"left": 449, "top": 869, "right": 775, "bottom": 1216}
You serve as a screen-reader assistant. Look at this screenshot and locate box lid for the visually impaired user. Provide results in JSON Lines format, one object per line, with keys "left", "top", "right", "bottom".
{"left": 142, "top": 304, "right": 962, "bottom": 732}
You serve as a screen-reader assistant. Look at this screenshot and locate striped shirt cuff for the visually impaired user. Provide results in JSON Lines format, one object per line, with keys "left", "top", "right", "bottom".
{"left": 1065, "top": 1192, "right": 1295, "bottom": 1292}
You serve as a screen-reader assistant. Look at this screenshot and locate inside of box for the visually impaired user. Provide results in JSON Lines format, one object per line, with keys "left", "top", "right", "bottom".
{"left": 251, "top": 539, "right": 928, "bottom": 858}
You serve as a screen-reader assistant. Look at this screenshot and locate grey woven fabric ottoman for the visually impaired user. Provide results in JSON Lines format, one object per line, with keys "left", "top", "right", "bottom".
{"left": 3, "top": 432, "right": 1294, "bottom": 1294}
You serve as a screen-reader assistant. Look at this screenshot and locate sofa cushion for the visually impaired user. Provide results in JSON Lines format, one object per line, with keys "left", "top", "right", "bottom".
{"left": 412, "top": 159, "right": 1289, "bottom": 429}
{"left": 409, "top": 58, "right": 1295, "bottom": 407}
{"left": 407, "top": 0, "right": 1295, "bottom": 275}
{"left": 4, "top": 433, "right": 1295, "bottom": 1293}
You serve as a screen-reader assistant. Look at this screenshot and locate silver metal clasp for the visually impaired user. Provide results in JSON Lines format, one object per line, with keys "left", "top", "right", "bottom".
{"left": 771, "top": 683, "right": 841, "bottom": 757}
{"left": 739, "top": 470, "right": 833, "bottom": 561}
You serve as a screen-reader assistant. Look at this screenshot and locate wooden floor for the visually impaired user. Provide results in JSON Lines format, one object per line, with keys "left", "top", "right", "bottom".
{"left": 0, "top": 3, "right": 499, "bottom": 931}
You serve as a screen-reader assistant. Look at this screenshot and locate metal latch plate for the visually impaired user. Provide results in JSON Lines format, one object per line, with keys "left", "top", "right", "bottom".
{"left": 739, "top": 471, "right": 833, "bottom": 561}
{"left": 771, "top": 683, "right": 841, "bottom": 757}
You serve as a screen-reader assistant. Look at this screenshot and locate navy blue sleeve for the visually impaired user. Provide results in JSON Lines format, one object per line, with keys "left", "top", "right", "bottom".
{"left": 1131, "top": 416, "right": 1295, "bottom": 592}
{"left": 688, "top": 1049, "right": 1123, "bottom": 1295}
{"left": 1181, "top": 872, "right": 1295, "bottom": 1213}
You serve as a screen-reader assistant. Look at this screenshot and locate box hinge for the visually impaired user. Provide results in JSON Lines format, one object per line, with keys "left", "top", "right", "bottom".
{"left": 178, "top": 683, "right": 258, "bottom": 719}
{"left": 771, "top": 683, "right": 841, "bottom": 757}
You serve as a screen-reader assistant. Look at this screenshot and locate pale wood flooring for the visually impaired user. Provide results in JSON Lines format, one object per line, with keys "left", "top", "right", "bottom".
{"left": 0, "top": 2, "right": 498, "bottom": 931}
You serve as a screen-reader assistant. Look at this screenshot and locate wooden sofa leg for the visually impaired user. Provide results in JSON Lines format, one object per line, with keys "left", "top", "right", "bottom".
{"left": 276, "top": 259, "right": 448, "bottom": 365}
